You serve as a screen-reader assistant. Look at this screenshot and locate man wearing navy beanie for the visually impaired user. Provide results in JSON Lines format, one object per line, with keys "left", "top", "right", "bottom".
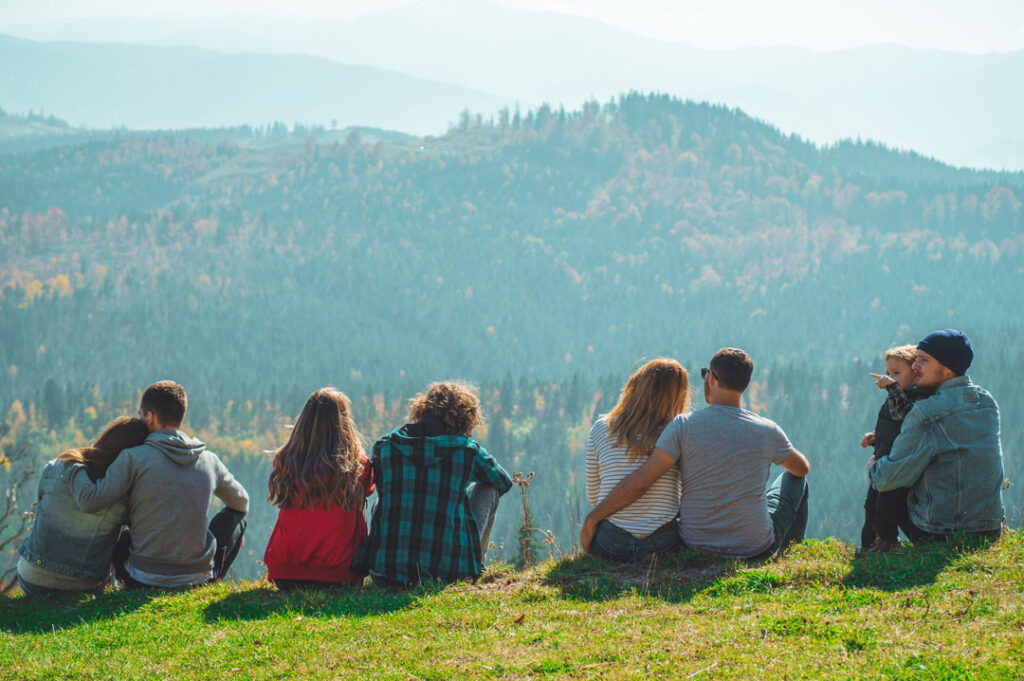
{"left": 870, "top": 329, "right": 1005, "bottom": 541}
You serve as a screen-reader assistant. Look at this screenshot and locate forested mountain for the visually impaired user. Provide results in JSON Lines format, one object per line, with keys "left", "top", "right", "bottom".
{"left": 6, "top": 0, "right": 1024, "bottom": 168}
{"left": 2, "top": 94, "right": 1021, "bottom": 577}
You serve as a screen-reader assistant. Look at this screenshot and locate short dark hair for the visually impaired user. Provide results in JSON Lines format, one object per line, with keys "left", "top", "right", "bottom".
{"left": 140, "top": 381, "right": 187, "bottom": 427}
{"left": 709, "top": 348, "right": 753, "bottom": 392}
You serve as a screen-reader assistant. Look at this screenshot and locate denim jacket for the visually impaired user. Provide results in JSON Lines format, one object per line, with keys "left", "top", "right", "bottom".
{"left": 870, "top": 376, "right": 1004, "bottom": 534}
{"left": 18, "top": 459, "right": 127, "bottom": 581}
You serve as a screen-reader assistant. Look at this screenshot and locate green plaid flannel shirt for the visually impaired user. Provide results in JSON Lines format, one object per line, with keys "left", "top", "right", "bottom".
{"left": 352, "top": 429, "right": 512, "bottom": 583}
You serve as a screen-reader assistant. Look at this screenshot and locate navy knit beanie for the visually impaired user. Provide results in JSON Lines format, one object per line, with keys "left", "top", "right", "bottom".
{"left": 917, "top": 329, "right": 973, "bottom": 376}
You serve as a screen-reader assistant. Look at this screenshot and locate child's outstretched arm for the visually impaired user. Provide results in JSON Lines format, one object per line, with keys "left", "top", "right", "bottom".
{"left": 884, "top": 383, "right": 914, "bottom": 422}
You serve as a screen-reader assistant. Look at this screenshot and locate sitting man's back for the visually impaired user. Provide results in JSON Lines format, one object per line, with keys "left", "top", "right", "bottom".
{"left": 71, "top": 381, "right": 249, "bottom": 587}
{"left": 582, "top": 347, "right": 809, "bottom": 560}
{"left": 658, "top": 405, "right": 795, "bottom": 557}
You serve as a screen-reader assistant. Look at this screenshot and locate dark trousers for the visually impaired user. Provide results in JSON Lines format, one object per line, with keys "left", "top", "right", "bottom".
{"left": 113, "top": 507, "right": 247, "bottom": 588}
{"left": 862, "top": 485, "right": 911, "bottom": 547}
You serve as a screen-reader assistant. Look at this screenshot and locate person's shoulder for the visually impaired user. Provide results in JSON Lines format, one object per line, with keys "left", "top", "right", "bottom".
{"left": 196, "top": 447, "right": 224, "bottom": 466}
{"left": 740, "top": 407, "right": 778, "bottom": 426}
{"left": 752, "top": 413, "right": 789, "bottom": 442}
{"left": 41, "top": 458, "right": 71, "bottom": 479}
{"left": 96, "top": 442, "right": 153, "bottom": 471}
{"left": 668, "top": 410, "right": 698, "bottom": 426}
{"left": 371, "top": 431, "right": 396, "bottom": 451}
{"left": 963, "top": 377, "right": 998, "bottom": 406}
{"left": 925, "top": 377, "right": 986, "bottom": 413}
{"left": 589, "top": 416, "right": 610, "bottom": 436}
{"left": 705, "top": 405, "right": 778, "bottom": 430}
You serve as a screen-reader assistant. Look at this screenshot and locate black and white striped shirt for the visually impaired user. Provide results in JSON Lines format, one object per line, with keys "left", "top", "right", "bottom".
{"left": 585, "top": 417, "right": 680, "bottom": 539}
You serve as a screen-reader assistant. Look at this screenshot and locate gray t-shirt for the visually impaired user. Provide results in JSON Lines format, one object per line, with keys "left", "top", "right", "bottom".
{"left": 655, "top": 405, "right": 792, "bottom": 557}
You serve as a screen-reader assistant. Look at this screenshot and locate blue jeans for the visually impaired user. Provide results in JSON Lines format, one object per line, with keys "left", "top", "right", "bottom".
{"left": 758, "top": 472, "right": 809, "bottom": 558}
{"left": 590, "top": 519, "right": 681, "bottom": 563}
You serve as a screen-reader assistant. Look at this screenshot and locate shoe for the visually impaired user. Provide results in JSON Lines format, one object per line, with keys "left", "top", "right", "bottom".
{"left": 868, "top": 537, "right": 902, "bottom": 553}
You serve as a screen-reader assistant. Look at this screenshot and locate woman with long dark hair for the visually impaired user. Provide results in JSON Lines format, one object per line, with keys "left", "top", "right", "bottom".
{"left": 17, "top": 416, "right": 149, "bottom": 595}
{"left": 263, "top": 387, "right": 373, "bottom": 590}
{"left": 585, "top": 358, "right": 690, "bottom": 562}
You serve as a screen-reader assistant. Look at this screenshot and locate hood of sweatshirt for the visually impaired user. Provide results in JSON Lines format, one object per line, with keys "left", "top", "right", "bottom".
{"left": 388, "top": 420, "right": 470, "bottom": 468}
{"left": 146, "top": 429, "right": 207, "bottom": 467}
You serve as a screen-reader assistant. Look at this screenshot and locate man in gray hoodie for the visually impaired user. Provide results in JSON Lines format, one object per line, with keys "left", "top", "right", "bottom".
{"left": 69, "top": 381, "right": 249, "bottom": 588}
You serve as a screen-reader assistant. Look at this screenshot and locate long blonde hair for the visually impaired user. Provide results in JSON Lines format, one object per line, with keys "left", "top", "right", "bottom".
{"left": 607, "top": 358, "right": 690, "bottom": 458}
{"left": 267, "top": 387, "right": 366, "bottom": 510}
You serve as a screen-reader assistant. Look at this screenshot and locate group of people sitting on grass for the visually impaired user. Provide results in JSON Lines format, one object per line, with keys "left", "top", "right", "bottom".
{"left": 15, "top": 328, "right": 1006, "bottom": 595}
{"left": 582, "top": 329, "right": 1005, "bottom": 562}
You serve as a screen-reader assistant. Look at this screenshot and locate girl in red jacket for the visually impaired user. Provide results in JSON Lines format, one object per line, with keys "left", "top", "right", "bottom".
{"left": 264, "top": 387, "right": 373, "bottom": 589}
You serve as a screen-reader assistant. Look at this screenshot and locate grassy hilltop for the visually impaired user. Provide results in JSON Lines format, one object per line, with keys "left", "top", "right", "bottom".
{"left": 3, "top": 534, "right": 1023, "bottom": 680}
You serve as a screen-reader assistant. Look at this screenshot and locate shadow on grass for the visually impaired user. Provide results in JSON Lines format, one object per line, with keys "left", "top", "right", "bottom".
{"left": 202, "top": 582, "right": 442, "bottom": 622}
{"left": 0, "top": 588, "right": 157, "bottom": 633}
{"left": 843, "top": 534, "right": 1000, "bottom": 592}
{"left": 541, "top": 550, "right": 740, "bottom": 603}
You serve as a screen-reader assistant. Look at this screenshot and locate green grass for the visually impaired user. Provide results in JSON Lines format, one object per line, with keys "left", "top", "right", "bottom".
{"left": 3, "top": 533, "right": 1024, "bottom": 680}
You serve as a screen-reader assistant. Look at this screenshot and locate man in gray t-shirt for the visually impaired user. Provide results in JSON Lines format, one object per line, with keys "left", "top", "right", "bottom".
{"left": 581, "top": 348, "right": 810, "bottom": 559}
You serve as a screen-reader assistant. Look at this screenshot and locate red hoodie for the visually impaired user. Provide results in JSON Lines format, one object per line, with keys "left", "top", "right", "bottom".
{"left": 263, "top": 456, "right": 374, "bottom": 584}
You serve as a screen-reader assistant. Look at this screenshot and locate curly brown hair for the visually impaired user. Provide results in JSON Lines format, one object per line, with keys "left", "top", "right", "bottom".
{"left": 885, "top": 344, "right": 918, "bottom": 364}
{"left": 407, "top": 381, "right": 483, "bottom": 437}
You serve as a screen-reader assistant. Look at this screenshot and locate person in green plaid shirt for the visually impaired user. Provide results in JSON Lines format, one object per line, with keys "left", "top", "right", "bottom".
{"left": 352, "top": 381, "right": 513, "bottom": 585}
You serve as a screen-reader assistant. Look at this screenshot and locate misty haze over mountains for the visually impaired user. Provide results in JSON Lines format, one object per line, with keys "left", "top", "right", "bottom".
{"left": 1, "top": 0, "right": 1023, "bottom": 169}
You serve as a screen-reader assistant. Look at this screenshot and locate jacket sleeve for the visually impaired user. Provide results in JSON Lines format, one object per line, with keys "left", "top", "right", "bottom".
{"left": 885, "top": 384, "right": 915, "bottom": 422}
{"left": 585, "top": 422, "right": 600, "bottom": 506}
{"left": 869, "top": 408, "right": 934, "bottom": 491}
{"left": 472, "top": 445, "right": 514, "bottom": 495}
{"left": 212, "top": 454, "right": 250, "bottom": 513}
{"left": 67, "top": 454, "right": 133, "bottom": 512}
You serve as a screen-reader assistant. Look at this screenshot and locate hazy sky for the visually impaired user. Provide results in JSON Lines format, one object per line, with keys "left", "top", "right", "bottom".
{"left": 2, "top": 0, "right": 1022, "bottom": 53}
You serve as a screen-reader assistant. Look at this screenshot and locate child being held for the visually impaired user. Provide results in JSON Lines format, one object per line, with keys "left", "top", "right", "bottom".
{"left": 858, "top": 344, "right": 932, "bottom": 551}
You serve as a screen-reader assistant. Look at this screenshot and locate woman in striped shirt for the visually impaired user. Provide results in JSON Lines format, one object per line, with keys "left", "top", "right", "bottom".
{"left": 585, "top": 358, "right": 690, "bottom": 562}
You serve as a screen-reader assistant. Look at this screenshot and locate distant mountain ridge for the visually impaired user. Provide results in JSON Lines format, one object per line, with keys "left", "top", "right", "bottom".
{"left": 3, "top": 0, "right": 1023, "bottom": 169}
{"left": 0, "top": 33, "right": 508, "bottom": 133}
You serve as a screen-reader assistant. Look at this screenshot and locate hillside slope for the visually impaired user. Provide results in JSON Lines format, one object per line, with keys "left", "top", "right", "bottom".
{"left": 2, "top": 536, "right": 1023, "bottom": 679}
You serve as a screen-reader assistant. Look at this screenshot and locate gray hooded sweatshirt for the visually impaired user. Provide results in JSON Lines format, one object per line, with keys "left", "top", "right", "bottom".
{"left": 69, "top": 429, "right": 249, "bottom": 577}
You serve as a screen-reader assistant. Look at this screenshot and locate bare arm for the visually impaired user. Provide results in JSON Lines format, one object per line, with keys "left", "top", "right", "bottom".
{"left": 781, "top": 448, "right": 810, "bottom": 477}
{"left": 580, "top": 447, "right": 676, "bottom": 553}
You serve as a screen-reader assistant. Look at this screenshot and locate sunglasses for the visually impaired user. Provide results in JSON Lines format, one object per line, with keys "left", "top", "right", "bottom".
{"left": 700, "top": 367, "right": 717, "bottom": 380}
